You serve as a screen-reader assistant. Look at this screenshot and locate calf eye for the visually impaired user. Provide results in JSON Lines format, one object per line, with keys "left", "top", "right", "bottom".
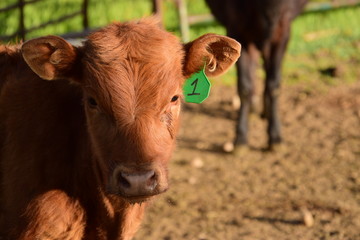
{"left": 171, "top": 95, "right": 179, "bottom": 102}
{"left": 88, "top": 97, "right": 98, "bottom": 108}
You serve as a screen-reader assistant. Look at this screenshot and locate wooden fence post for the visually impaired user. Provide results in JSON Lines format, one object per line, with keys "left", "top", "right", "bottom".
{"left": 18, "top": 0, "right": 25, "bottom": 40}
{"left": 175, "top": 0, "right": 189, "bottom": 42}
{"left": 82, "top": 0, "right": 89, "bottom": 30}
{"left": 152, "top": 0, "right": 164, "bottom": 28}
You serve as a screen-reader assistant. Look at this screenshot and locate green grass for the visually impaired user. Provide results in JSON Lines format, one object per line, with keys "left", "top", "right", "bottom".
{"left": 210, "top": 4, "right": 360, "bottom": 87}
{"left": 0, "top": 0, "right": 213, "bottom": 40}
{"left": 284, "top": 4, "right": 360, "bottom": 86}
{"left": 1, "top": 0, "right": 360, "bottom": 86}
{"left": 0, "top": 0, "right": 154, "bottom": 39}
{"left": 289, "top": 5, "right": 360, "bottom": 57}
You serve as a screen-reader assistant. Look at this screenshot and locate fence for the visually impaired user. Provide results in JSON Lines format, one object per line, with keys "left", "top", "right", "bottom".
{"left": 154, "top": 0, "right": 360, "bottom": 42}
{"left": 1, "top": 0, "right": 360, "bottom": 42}
{"left": 0, "top": 0, "right": 89, "bottom": 41}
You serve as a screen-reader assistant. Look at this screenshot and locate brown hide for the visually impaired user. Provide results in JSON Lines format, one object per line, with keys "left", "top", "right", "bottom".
{"left": 0, "top": 18, "right": 240, "bottom": 240}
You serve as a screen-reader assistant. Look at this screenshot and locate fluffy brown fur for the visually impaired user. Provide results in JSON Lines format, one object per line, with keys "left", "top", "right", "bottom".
{"left": 0, "top": 17, "right": 240, "bottom": 239}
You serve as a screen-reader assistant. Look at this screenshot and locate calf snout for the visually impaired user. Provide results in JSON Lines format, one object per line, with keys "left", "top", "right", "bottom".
{"left": 117, "top": 170, "right": 158, "bottom": 197}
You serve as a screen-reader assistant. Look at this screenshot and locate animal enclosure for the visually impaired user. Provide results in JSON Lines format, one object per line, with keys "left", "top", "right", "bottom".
{"left": 0, "top": 0, "right": 360, "bottom": 239}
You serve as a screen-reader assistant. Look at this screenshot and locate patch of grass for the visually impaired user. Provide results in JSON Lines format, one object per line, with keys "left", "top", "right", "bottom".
{"left": 289, "top": 5, "right": 360, "bottom": 57}
{"left": 284, "top": 5, "right": 360, "bottom": 86}
{"left": 0, "top": 0, "right": 211, "bottom": 40}
{"left": 203, "top": 3, "right": 360, "bottom": 87}
{"left": 0, "top": 0, "right": 155, "bottom": 39}
{"left": 1, "top": 0, "right": 359, "bottom": 87}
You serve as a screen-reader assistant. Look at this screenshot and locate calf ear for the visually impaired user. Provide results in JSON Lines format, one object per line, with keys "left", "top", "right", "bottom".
{"left": 22, "top": 36, "right": 78, "bottom": 80}
{"left": 184, "top": 33, "right": 241, "bottom": 77}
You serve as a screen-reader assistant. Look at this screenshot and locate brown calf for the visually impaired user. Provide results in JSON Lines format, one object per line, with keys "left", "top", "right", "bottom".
{"left": 0, "top": 18, "right": 240, "bottom": 240}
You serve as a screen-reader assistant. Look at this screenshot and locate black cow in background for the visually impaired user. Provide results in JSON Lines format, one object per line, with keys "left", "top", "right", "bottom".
{"left": 205, "top": 0, "right": 308, "bottom": 152}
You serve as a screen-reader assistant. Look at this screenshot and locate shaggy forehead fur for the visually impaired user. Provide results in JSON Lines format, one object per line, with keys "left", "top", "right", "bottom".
{"left": 82, "top": 18, "right": 184, "bottom": 126}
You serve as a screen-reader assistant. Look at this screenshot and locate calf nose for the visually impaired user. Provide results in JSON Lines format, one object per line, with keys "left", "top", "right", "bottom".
{"left": 117, "top": 170, "right": 158, "bottom": 197}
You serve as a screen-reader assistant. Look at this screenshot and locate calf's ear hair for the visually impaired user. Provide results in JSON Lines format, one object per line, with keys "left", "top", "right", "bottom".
{"left": 183, "top": 33, "right": 241, "bottom": 77}
{"left": 22, "top": 36, "right": 79, "bottom": 81}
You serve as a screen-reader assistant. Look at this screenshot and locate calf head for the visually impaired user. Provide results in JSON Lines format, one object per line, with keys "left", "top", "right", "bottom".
{"left": 22, "top": 18, "right": 240, "bottom": 203}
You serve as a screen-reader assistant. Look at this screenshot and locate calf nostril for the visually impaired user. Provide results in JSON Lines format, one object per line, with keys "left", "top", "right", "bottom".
{"left": 118, "top": 173, "right": 131, "bottom": 189}
{"left": 147, "top": 171, "right": 158, "bottom": 189}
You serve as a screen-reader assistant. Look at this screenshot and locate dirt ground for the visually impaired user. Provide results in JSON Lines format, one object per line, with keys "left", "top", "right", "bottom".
{"left": 134, "top": 79, "right": 360, "bottom": 240}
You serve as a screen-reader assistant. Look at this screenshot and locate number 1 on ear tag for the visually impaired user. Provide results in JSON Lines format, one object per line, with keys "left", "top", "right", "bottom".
{"left": 183, "top": 68, "right": 211, "bottom": 104}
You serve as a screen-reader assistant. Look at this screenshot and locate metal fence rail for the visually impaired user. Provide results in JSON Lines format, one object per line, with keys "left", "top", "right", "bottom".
{"left": 0, "top": 0, "right": 88, "bottom": 41}
{"left": 1, "top": 0, "right": 360, "bottom": 42}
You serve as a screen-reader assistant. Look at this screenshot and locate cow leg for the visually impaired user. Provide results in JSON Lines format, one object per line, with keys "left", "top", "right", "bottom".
{"left": 234, "top": 44, "right": 258, "bottom": 148}
{"left": 262, "top": 21, "right": 291, "bottom": 150}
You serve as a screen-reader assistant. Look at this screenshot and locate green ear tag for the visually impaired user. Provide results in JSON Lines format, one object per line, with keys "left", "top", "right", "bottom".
{"left": 183, "top": 68, "right": 211, "bottom": 104}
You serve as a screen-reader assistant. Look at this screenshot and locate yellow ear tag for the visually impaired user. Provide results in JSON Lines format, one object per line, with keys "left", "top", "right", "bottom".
{"left": 183, "top": 67, "right": 211, "bottom": 104}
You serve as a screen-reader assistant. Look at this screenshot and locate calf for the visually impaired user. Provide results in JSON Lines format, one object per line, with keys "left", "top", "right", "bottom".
{"left": 205, "top": 0, "right": 308, "bottom": 151}
{"left": 0, "top": 18, "right": 240, "bottom": 240}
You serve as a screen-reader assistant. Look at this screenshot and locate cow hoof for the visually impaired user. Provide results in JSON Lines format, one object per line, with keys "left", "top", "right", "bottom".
{"left": 268, "top": 143, "right": 285, "bottom": 152}
{"left": 232, "top": 145, "right": 250, "bottom": 157}
{"left": 222, "top": 142, "right": 249, "bottom": 156}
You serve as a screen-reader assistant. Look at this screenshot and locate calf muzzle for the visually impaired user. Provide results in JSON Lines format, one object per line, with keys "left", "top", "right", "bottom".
{"left": 117, "top": 170, "right": 158, "bottom": 197}
{"left": 108, "top": 164, "right": 169, "bottom": 202}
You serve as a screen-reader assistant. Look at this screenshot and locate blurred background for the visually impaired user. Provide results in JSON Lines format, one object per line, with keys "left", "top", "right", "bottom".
{"left": 1, "top": 0, "right": 359, "bottom": 239}
{"left": 1, "top": 0, "right": 360, "bottom": 86}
